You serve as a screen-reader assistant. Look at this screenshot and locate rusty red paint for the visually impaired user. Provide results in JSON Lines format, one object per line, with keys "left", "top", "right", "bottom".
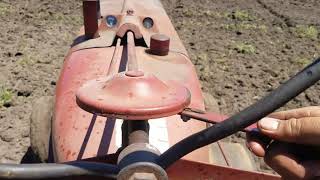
{"left": 150, "top": 34, "right": 170, "bottom": 56}
{"left": 52, "top": 0, "right": 278, "bottom": 178}
{"left": 116, "top": 23, "right": 143, "bottom": 39}
{"left": 127, "top": 32, "right": 139, "bottom": 71}
{"left": 54, "top": 47, "right": 208, "bottom": 162}
{"left": 66, "top": 150, "right": 71, "bottom": 159}
{"left": 108, "top": 38, "right": 122, "bottom": 76}
{"left": 98, "top": 0, "right": 188, "bottom": 55}
{"left": 83, "top": 0, "right": 99, "bottom": 39}
{"left": 125, "top": 70, "right": 144, "bottom": 77}
{"left": 167, "top": 159, "right": 280, "bottom": 180}
{"left": 76, "top": 71, "right": 191, "bottom": 120}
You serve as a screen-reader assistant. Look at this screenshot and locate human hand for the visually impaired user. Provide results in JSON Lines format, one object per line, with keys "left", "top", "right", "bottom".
{"left": 246, "top": 106, "right": 320, "bottom": 179}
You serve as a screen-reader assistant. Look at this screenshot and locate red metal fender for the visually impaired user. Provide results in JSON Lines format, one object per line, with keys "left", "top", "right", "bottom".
{"left": 167, "top": 159, "right": 280, "bottom": 180}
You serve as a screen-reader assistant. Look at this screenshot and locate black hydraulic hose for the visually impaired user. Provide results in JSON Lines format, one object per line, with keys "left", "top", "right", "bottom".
{"left": 157, "top": 58, "right": 320, "bottom": 169}
{"left": 0, "top": 161, "right": 119, "bottom": 179}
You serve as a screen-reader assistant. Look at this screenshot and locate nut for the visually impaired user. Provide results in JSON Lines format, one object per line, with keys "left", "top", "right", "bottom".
{"left": 127, "top": 9, "right": 134, "bottom": 15}
{"left": 129, "top": 173, "right": 157, "bottom": 180}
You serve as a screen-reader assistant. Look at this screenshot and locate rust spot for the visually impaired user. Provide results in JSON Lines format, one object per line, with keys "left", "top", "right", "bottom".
{"left": 59, "top": 122, "right": 63, "bottom": 126}
{"left": 96, "top": 132, "right": 100, "bottom": 135}
{"left": 66, "top": 150, "right": 71, "bottom": 159}
{"left": 98, "top": 120, "right": 103, "bottom": 123}
{"left": 82, "top": 114, "right": 86, "bottom": 118}
{"left": 85, "top": 126, "right": 88, "bottom": 130}
{"left": 72, "top": 152, "right": 76, "bottom": 156}
{"left": 197, "top": 166, "right": 205, "bottom": 172}
{"left": 72, "top": 125, "right": 79, "bottom": 131}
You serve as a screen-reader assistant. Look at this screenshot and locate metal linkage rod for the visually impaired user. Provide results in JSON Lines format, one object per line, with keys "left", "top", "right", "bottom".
{"left": 108, "top": 38, "right": 122, "bottom": 76}
{"left": 0, "top": 161, "right": 119, "bottom": 179}
{"left": 126, "top": 31, "right": 138, "bottom": 71}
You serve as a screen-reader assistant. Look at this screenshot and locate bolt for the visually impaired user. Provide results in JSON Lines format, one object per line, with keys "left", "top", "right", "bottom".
{"left": 150, "top": 34, "right": 170, "bottom": 56}
{"left": 127, "top": 9, "right": 134, "bottom": 15}
{"left": 129, "top": 173, "right": 157, "bottom": 180}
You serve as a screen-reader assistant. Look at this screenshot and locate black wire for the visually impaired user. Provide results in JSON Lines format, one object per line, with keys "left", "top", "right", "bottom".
{"left": 157, "top": 58, "right": 320, "bottom": 169}
{"left": 0, "top": 161, "right": 119, "bottom": 179}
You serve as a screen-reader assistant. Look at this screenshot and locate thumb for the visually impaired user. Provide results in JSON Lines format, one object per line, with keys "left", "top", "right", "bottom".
{"left": 258, "top": 117, "right": 320, "bottom": 145}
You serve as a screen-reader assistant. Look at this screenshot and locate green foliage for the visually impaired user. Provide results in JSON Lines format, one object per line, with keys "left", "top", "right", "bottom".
{"left": 0, "top": 89, "right": 12, "bottom": 107}
{"left": 232, "top": 10, "right": 254, "bottom": 21}
{"left": 234, "top": 42, "right": 256, "bottom": 54}
{"left": 0, "top": 2, "right": 11, "bottom": 16}
{"left": 295, "top": 25, "right": 318, "bottom": 40}
{"left": 294, "top": 57, "right": 311, "bottom": 66}
{"left": 18, "top": 54, "right": 36, "bottom": 66}
{"left": 223, "top": 23, "right": 267, "bottom": 32}
{"left": 182, "top": 9, "right": 194, "bottom": 17}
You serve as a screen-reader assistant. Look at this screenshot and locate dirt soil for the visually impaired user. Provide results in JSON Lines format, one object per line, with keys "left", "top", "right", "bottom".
{"left": 1, "top": 0, "right": 320, "bottom": 174}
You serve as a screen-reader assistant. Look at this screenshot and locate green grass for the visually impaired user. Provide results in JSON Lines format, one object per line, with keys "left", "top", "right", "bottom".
{"left": 197, "top": 53, "right": 208, "bottom": 61}
{"left": 221, "top": 10, "right": 267, "bottom": 33}
{"left": 18, "top": 54, "right": 36, "bottom": 66}
{"left": 0, "top": 89, "right": 12, "bottom": 107}
{"left": 214, "top": 58, "right": 227, "bottom": 64}
{"left": 234, "top": 42, "right": 256, "bottom": 54}
{"left": 223, "top": 23, "right": 267, "bottom": 32}
{"left": 294, "top": 57, "right": 311, "bottom": 66}
{"left": 182, "top": 9, "right": 194, "bottom": 18}
{"left": 0, "top": 2, "right": 11, "bottom": 16}
{"left": 226, "top": 10, "right": 255, "bottom": 21}
{"left": 295, "top": 25, "right": 318, "bottom": 40}
{"left": 203, "top": 11, "right": 221, "bottom": 18}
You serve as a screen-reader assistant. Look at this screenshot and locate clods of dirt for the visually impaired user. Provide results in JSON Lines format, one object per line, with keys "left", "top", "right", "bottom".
{"left": 162, "top": 0, "right": 320, "bottom": 173}
{"left": 1, "top": 0, "right": 320, "bottom": 174}
{"left": 0, "top": 0, "right": 81, "bottom": 163}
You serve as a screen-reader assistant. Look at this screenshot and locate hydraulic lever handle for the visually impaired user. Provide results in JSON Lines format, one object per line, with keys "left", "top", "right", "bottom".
{"left": 180, "top": 108, "right": 257, "bottom": 132}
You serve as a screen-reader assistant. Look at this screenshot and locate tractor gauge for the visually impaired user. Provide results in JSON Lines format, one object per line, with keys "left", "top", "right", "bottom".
{"left": 106, "top": 15, "right": 117, "bottom": 27}
{"left": 143, "top": 17, "right": 154, "bottom": 29}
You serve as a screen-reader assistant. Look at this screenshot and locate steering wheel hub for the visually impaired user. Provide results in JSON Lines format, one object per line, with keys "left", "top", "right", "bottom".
{"left": 76, "top": 71, "right": 191, "bottom": 120}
